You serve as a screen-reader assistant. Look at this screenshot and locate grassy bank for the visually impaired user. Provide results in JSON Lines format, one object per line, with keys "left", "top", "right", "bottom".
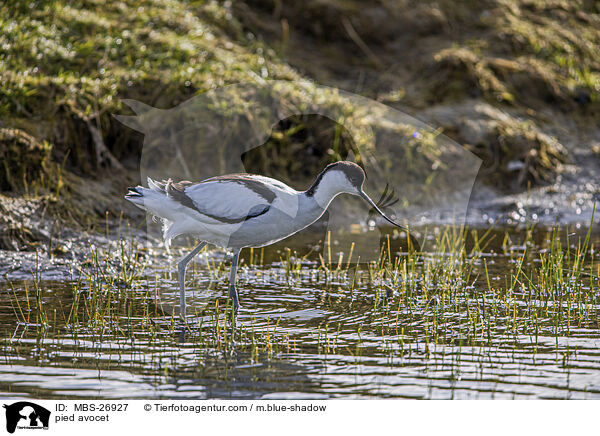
{"left": 0, "top": 0, "right": 599, "bottom": 251}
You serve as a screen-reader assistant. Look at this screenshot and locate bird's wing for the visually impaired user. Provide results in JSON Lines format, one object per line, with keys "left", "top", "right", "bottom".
{"left": 175, "top": 176, "right": 278, "bottom": 224}
{"left": 236, "top": 175, "right": 300, "bottom": 218}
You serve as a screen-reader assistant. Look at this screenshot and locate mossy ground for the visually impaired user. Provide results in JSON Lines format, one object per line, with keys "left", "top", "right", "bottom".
{"left": 0, "top": 0, "right": 300, "bottom": 246}
{"left": 0, "top": 0, "right": 599, "bottom": 249}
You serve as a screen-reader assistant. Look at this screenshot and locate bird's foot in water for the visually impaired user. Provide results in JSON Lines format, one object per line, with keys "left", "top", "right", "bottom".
{"left": 228, "top": 303, "right": 240, "bottom": 325}
{"left": 228, "top": 286, "right": 241, "bottom": 315}
{"left": 176, "top": 315, "right": 189, "bottom": 343}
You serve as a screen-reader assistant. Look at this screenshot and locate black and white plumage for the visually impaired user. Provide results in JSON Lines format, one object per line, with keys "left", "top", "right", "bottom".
{"left": 125, "top": 161, "right": 409, "bottom": 317}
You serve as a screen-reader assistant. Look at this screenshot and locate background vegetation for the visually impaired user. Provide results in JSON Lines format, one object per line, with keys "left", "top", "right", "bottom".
{"left": 1, "top": 0, "right": 599, "bottom": 249}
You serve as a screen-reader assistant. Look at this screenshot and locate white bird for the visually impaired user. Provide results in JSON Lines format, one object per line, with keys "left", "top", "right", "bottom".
{"left": 125, "top": 161, "right": 409, "bottom": 317}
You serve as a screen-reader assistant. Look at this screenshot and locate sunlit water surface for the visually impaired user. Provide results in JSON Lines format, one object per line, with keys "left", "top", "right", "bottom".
{"left": 1, "top": 227, "right": 599, "bottom": 399}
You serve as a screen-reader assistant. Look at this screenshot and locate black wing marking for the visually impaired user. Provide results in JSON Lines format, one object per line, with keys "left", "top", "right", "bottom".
{"left": 164, "top": 178, "right": 271, "bottom": 224}
{"left": 203, "top": 174, "right": 277, "bottom": 203}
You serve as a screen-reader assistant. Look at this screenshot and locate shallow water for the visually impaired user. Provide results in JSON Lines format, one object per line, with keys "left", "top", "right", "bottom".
{"left": 1, "top": 226, "right": 599, "bottom": 399}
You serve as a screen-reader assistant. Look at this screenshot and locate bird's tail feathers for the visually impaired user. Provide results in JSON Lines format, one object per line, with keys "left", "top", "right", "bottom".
{"left": 147, "top": 177, "right": 166, "bottom": 192}
{"left": 124, "top": 186, "right": 146, "bottom": 209}
{"left": 125, "top": 177, "right": 168, "bottom": 206}
{"left": 125, "top": 178, "right": 184, "bottom": 223}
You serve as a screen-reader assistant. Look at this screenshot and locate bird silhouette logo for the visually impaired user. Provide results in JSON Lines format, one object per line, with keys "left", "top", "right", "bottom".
{"left": 116, "top": 80, "right": 480, "bottom": 315}
{"left": 3, "top": 402, "right": 50, "bottom": 434}
{"left": 115, "top": 80, "right": 480, "bottom": 257}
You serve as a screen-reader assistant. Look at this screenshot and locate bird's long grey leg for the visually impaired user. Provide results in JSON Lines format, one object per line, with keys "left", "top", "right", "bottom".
{"left": 177, "top": 241, "right": 207, "bottom": 319}
{"left": 228, "top": 249, "right": 241, "bottom": 311}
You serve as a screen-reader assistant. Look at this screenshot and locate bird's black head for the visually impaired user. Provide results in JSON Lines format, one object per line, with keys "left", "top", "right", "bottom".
{"left": 314, "top": 161, "right": 410, "bottom": 233}
{"left": 306, "top": 161, "right": 365, "bottom": 197}
{"left": 324, "top": 161, "right": 366, "bottom": 191}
